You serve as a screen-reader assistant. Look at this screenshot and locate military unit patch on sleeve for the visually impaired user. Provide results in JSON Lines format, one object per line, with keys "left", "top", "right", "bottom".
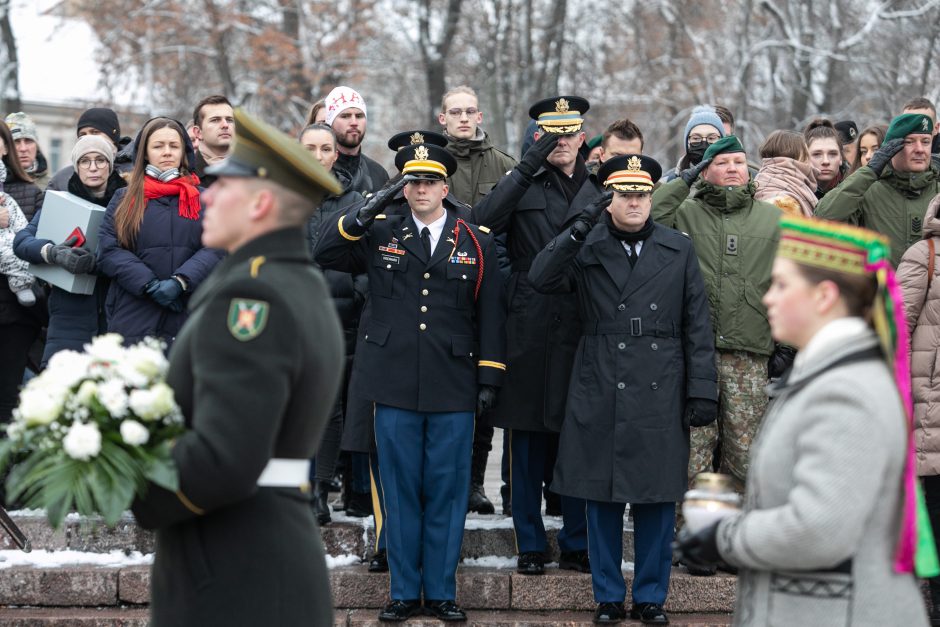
{"left": 228, "top": 298, "right": 270, "bottom": 341}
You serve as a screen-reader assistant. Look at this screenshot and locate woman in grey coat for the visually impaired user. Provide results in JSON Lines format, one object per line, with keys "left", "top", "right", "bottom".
{"left": 677, "top": 215, "right": 933, "bottom": 627}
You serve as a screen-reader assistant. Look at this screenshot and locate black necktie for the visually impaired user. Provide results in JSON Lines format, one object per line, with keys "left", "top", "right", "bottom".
{"left": 421, "top": 227, "right": 432, "bottom": 259}
{"left": 627, "top": 242, "right": 638, "bottom": 267}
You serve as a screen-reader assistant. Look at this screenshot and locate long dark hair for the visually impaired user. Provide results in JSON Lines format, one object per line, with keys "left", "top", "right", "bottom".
{"left": 114, "top": 118, "right": 190, "bottom": 247}
{"left": 0, "top": 121, "right": 34, "bottom": 184}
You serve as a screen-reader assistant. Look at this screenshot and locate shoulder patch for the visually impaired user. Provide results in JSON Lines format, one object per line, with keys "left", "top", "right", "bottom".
{"left": 227, "top": 298, "right": 270, "bottom": 341}
{"left": 478, "top": 225, "right": 491, "bottom": 234}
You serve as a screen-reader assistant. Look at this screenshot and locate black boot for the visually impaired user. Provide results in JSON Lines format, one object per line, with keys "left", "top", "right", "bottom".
{"left": 467, "top": 446, "right": 495, "bottom": 514}
{"left": 312, "top": 481, "right": 331, "bottom": 525}
{"left": 346, "top": 491, "right": 372, "bottom": 518}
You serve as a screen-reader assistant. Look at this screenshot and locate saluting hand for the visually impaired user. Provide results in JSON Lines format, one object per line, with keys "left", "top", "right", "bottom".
{"left": 357, "top": 176, "right": 411, "bottom": 226}
{"left": 516, "top": 133, "right": 561, "bottom": 181}
{"left": 867, "top": 138, "right": 906, "bottom": 177}
{"left": 570, "top": 191, "right": 614, "bottom": 241}
{"left": 679, "top": 158, "right": 711, "bottom": 187}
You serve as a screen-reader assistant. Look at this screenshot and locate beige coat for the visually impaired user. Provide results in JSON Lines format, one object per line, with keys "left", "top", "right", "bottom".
{"left": 899, "top": 193, "right": 940, "bottom": 476}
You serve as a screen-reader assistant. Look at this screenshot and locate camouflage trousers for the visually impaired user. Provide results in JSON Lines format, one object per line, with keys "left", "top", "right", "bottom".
{"left": 688, "top": 349, "right": 769, "bottom": 489}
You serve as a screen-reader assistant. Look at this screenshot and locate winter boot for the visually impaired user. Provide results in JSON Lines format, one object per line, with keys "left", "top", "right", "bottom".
{"left": 312, "top": 481, "right": 331, "bottom": 525}
{"left": 467, "top": 446, "right": 495, "bottom": 514}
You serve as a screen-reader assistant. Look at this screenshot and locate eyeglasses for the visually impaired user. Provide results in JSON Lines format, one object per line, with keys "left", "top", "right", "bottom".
{"left": 445, "top": 108, "right": 479, "bottom": 118}
{"left": 77, "top": 157, "right": 109, "bottom": 170}
{"left": 689, "top": 134, "right": 721, "bottom": 144}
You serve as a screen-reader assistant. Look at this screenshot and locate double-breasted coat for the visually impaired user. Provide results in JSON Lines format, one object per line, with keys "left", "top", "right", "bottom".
{"left": 131, "top": 227, "right": 344, "bottom": 627}
{"left": 528, "top": 221, "right": 717, "bottom": 503}
{"left": 472, "top": 162, "right": 602, "bottom": 432}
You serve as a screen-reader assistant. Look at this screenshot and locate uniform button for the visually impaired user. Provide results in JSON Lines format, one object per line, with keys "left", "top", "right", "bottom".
{"left": 424, "top": 273, "right": 430, "bottom": 279}
{"left": 618, "top": 342, "right": 626, "bottom": 350}
{"left": 651, "top": 343, "right": 658, "bottom": 350}
{"left": 719, "top": 335, "right": 724, "bottom": 340}
{"left": 364, "top": 335, "right": 368, "bottom": 340}
{"left": 650, "top": 382, "right": 658, "bottom": 390}
{"left": 386, "top": 264, "right": 392, "bottom": 269}
{"left": 421, "top": 306, "right": 428, "bottom": 312}
{"left": 618, "top": 304, "right": 626, "bottom": 311}
{"left": 419, "top": 323, "right": 427, "bottom": 331}
{"left": 462, "top": 274, "right": 467, "bottom": 280}
{"left": 650, "top": 303, "right": 657, "bottom": 311}
{"left": 422, "top": 289, "right": 429, "bottom": 296}
{"left": 617, "top": 382, "right": 626, "bottom": 390}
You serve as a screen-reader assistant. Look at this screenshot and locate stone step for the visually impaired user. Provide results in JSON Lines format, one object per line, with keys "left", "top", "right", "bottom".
{"left": 0, "top": 607, "right": 733, "bottom": 626}
{"left": 2, "top": 513, "right": 635, "bottom": 562}
{"left": 0, "top": 564, "right": 736, "bottom": 613}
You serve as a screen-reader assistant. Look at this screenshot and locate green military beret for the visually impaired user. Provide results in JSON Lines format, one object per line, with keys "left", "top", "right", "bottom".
{"left": 206, "top": 108, "right": 342, "bottom": 201}
{"left": 702, "top": 134, "right": 745, "bottom": 161}
{"left": 587, "top": 134, "right": 603, "bottom": 150}
{"left": 884, "top": 113, "right": 934, "bottom": 143}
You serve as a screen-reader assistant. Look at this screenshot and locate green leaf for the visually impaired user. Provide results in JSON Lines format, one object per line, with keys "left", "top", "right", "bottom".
{"left": 144, "top": 456, "right": 179, "bottom": 492}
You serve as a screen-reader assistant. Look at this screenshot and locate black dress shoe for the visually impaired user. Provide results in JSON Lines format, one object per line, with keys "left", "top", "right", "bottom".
{"left": 312, "top": 482, "right": 331, "bottom": 525}
{"left": 593, "top": 602, "right": 626, "bottom": 624}
{"left": 378, "top": 599, "right": 422, "bottom": 622}
{"left": 683, "top": 562, "right": 716, "bottom": 576}
{"left": 423, "top": 599, "right": 467, "bottom": 622}
{"left": 630, "top": 602, "right": 669, "bottom": 624}
{"left": 345, "top": 491, "right": 372, "bottom": 517}
{"left": 368, "top": 549, "right": 389, "bottom": 573}
{"left": 516, "top": 551, "right": 545, "bottom": 575}
{"left": 467, "top": 484, "right": 496, "bottom": 514}
{"left": 559, "top": 550, "right": 591, "bottom": 573}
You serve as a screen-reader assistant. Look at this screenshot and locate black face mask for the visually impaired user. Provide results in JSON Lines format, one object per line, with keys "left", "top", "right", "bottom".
{"left": 687, "top": 141, "right": 708, "bottom": 165}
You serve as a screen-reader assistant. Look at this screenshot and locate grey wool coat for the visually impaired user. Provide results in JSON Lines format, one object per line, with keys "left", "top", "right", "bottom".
{"left": 715, "top": 320, "right": 928, "bottom": 627}
{"left": 528, "top": 220, "right": 717, "bottom": 503}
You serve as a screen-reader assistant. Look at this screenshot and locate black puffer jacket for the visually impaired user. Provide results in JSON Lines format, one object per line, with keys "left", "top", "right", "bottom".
{"left": 308, "top": 186, "right": 365, "bottom": 355}
{"left": 3, "top": 164, "right": 43, "bottom": 221}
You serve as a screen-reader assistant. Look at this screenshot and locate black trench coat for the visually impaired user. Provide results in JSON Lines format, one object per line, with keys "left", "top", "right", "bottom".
{"left": 528, "top": 221, "right": 717, "bottom": 503}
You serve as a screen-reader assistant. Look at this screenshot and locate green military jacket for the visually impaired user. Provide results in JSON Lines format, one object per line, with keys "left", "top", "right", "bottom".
{"left": 653, "top": 178, "right": 781, "bottom": 357}
{"left": 814, "top": 164, "right": 940, "bottom": 267}
{"left": 445, "top": 130, "right": 517, "bottom": 206}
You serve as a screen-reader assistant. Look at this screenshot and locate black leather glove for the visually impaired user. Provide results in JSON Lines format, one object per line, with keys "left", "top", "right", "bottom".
{"left": 357, "top": 177, "right": 409, "bottom": 226}
{"left": 570, "top": 191, "right": 614, "bottom": 241}
{"left": 683, "top": 397, "right": 718, "bottom": 428}
{"left": 50, "top": 246, "right": 96, "bottom": 274}
{"left": 476, "top": 385, "right": 498, "bottom": 417}
{"left": 147, "top": 278, "right": 184, "bottom": 312}
{"left": 673, "top": 523, "right": 723, "bottom": 571}
{"left": 516, "top": 132, "right": 560, "bottom": 181}
{"left": 679, "top": 158, "right": 711, "bottom": 186}
{"left": 768, "top": 344, "right": 797, "bottom": 380}
{"left": 867, "top": 138, "right": 906, "bottom": 177}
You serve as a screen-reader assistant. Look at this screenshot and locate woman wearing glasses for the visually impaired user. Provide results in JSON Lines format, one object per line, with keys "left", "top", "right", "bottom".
{"left": 12, "top": 135, "right": 127, "bottom": 367}
{"left": 664, "top": 106, "right": 724, "bottom": 182}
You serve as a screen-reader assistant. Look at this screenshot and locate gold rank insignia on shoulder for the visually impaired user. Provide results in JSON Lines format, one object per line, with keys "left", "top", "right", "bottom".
{"left": 228, "top": 298, "right": 269, "bottom": 341}
{"left": 555, "top": 98, "right": 570, "bottom": 113}
{"left": 414, "top": 145, "right": 430, "bottom": 161}
{"left": 627, "top": 156, "right": 642, "bottom": 171}
{"left": 410, "top": 132, "right": 425, "bottom": 145}
{"left": 478, "top": 225, "right": 491, "bottom": 234}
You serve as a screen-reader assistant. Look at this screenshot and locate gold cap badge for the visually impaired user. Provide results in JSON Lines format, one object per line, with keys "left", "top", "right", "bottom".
{"left": 410, "top": 132, "right": 425, "bottom": 145}
{"left": 414, "top": 145, "right": 430, "bottom": 161}
{"left": 627, "top": 156, "right": 642, "bottom": 171}
{"left": 555, "top": 98, "right": 570, "bottom": 113}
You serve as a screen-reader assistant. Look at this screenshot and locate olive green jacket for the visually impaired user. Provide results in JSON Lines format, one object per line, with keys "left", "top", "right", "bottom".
{"left": 652, "top": 178, "right": 781, "bottom": 356}
{"left": 814, "top": 164, "right": 940, "bottom": 267}
{"left": 445, "top": 130, "right": 517, "bottom": 206}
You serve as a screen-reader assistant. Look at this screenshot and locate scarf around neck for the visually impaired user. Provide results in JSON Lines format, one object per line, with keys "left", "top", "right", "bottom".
{"left": 143, "top": 173, "right": 202, "bottom": 220}
{"left": 605, "top": 214, "right": 654, "bottom": 242}
{"left": 754, "top": 157, "right": 818, "bottom": 217}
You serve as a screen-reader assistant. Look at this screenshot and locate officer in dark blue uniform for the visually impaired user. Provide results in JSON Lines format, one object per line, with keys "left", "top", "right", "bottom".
{"left": 316, "top": 143, "right": 506, "bottom": 623}
{"left": 472, "top": 96, "right": 598, "bottom": 575}
{"left": 529, "top": 155, "right": 718, "bottom": 625}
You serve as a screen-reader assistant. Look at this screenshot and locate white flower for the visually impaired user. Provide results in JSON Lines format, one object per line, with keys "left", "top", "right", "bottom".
{"left": 85, "top": 334, "right": 125, "bottom": 364}
{"left": 17, "top": 382, "right": 68, "bottom": 426}
{"left": 44, "top": 351, "right": 93, "bottom": 389}
{"left": 6, "top": 420, "right": 25, "bottom": 441}
{"left": 128, "top": 383, "right": 176, "bottom": 421}
{"left": 62, "top": 421, "right": 102, "bottom": 461}
{"left": 118, "top": 344, "right": 168, "bottom": 388}
{"left": 75, "top": 380, "right": 98, "bottom": 406}
{"left": 119, "top": 420, "right": 150, "bottom": 446}
{"left": 96, "top": 379, "right": 129, "bottom": 418}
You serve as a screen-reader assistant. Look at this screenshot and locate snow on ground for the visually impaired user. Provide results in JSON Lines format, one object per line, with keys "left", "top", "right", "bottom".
{"left": 325, "top": 554, "right": 360, "bottom": 568}
{"left": 460, "top": 556, "right": 517, "bottom": 568}
{"left": 0, "top": 549, "right": 152, "bottom": 569}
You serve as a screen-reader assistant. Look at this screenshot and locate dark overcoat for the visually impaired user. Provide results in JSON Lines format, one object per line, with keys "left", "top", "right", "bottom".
{"left": 131, "top": 227, "right": 345, "bottom": 627}
{"left": 471, "top": 162, "right": 601, "bottom": 432}
{"left": 528, "top": 221, "right": 717, "bottom": 503}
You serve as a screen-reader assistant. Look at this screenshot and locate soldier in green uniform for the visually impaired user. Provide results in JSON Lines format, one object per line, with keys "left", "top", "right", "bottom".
{"left": 131, "top": 108, "right": 345, "bottom": 627}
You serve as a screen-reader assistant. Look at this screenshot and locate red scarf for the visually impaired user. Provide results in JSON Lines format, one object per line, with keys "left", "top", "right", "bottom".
{"left": 143, "top": 173, "right": 202, "bottom": 220}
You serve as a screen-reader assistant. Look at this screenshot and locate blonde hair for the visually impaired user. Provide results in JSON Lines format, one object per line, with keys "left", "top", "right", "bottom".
{"left": 441, "top": 86, "right": 478, "bottom": 112}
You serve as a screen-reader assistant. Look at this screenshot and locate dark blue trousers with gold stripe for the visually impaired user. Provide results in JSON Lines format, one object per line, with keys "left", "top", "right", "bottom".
{"left": 374, "top": 404, "right": 473, "bottom": 601}
{"left": 586, "top": 500, "right": 674, "bottom": 604}
{"left": 509, "top": 429, "right": 587, "bottom": 554}
{"left": 369, "top": 452, "right": 386, "bottom": 553}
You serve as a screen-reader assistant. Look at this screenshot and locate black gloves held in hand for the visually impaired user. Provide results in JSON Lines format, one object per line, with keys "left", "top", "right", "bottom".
{"left": 683, "top": 397, "right": 718, "bottom": 429}
{"left": 50, "top": 245, "right": 96, "bottom": 275}
{"left": 357, "top": 177, "right": 409, "bottom": 225}
{"left": 477, "top": 385, "right": 498, "bottom": 417}
{"left": 516, "top": 133, "right": 561, "bottom": 181}
{"left": 867, "top": 138, "right": 906, "bottom": 177}
{"left": 679, "top": 158, "right": 712, "bottom": 186}
{"left": 768, "top": 344, "right": 797, "bottom": 380}
{"left": 146, "top": 278, "right": 184, "bottom": 312}
{"left": 673, "top": 523, "right": 723, "bottom": 572}
{"left": 570, "top": 191, "right": 614, "bottom": 241}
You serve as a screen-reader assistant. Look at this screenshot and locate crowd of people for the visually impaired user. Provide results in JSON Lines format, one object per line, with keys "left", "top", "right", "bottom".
{"left": 1, "top": 85, "right": 940, "bottom": 626}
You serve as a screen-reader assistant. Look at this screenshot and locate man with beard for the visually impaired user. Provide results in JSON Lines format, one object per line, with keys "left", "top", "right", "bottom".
{"left": 191, "top": 95, "right": 236, "bottom": 188}
{"left": 326, "top": 86, "right": 389, "bottom": 196}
